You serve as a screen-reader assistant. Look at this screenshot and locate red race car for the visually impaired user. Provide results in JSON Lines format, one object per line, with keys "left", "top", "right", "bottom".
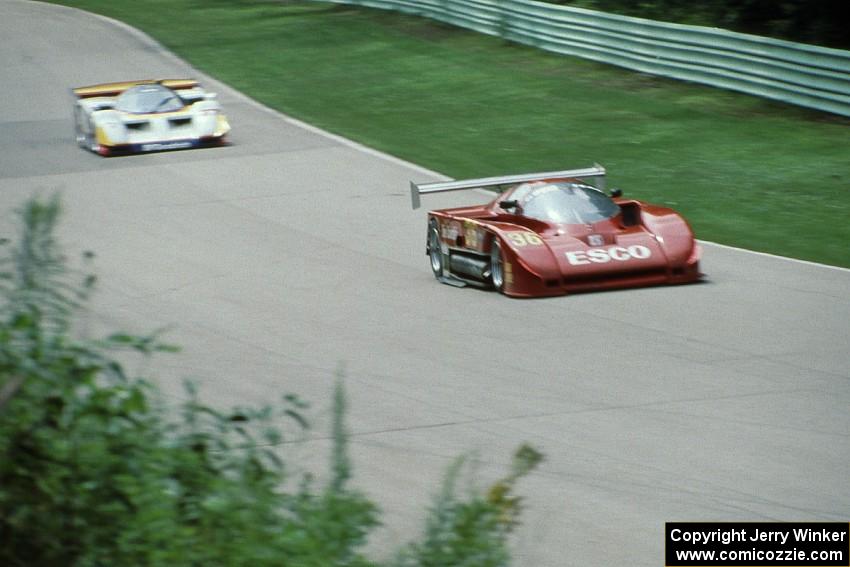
{"left": 411, "top": 165, "right": 702, "bottom": 298}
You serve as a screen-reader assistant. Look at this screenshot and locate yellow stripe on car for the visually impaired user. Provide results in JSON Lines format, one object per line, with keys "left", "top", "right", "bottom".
{"left": 214, "top": 115, "right": 231, "bottom": 136}
{"left": 94, "top": 126, "right": 113, "bottom": 146}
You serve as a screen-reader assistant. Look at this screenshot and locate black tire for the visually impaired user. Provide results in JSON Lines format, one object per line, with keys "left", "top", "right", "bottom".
{"left": 427, "top": 221, "right": 443, "bottom": 279}
{"left": 490, "top": 238, "right": 505, "bottom": 293}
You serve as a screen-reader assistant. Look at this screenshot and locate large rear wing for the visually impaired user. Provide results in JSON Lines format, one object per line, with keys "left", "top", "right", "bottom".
{"left": 73, "top": 79, "right": 199, "bottom": 99}
{"left": 410, "top": 164, "right": 606, "bottom": 209}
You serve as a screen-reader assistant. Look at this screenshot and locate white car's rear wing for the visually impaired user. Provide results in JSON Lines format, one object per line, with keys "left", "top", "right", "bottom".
{"left": 410, "top": 164, "right": 606, "bottom": 209}
{"left": 73, "top": 79, "right": 200, "bottom": 99}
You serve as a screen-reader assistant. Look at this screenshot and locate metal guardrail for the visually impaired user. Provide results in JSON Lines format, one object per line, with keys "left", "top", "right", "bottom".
{"left": 327, "top": 0, "right": 850, "bottom": 117}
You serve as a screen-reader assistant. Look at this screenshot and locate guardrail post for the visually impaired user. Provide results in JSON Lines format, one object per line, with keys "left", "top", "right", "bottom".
{"left": 497, "top": 0, "right": 510, "bottom": 42}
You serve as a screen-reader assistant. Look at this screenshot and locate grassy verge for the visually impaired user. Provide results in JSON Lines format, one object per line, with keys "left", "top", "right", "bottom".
{"left": 52, "top": 0, "right": 850, "bottom": 267}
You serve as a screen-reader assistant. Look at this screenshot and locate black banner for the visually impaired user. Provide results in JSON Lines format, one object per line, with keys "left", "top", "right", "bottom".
{"left": 666, "top": 522, "right": 849, "bottom": 566}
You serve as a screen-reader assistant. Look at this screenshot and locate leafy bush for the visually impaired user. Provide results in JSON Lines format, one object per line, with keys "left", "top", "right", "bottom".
{"left": 0, "top": 197, "right": 541, "bottom": 566}
{"left": 394, "top": 444, "right": 543, "bottom": 567}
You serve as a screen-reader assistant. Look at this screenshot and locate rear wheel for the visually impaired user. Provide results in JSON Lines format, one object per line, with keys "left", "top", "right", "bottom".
{"left": 490, "top": 239, "right": 505, "bottom": 292}
{"left": 427, "top": 221, "right": 443, "bottom": 279}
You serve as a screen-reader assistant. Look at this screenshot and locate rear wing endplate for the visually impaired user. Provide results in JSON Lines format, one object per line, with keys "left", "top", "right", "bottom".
{"left": 410, "top": 164, "right": 606, "bottom": 209}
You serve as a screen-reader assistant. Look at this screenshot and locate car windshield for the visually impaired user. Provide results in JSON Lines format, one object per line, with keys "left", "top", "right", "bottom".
{"left": 516, "top": 182, "right": 619, "bottom": 224}
{"left": 115, "top": 84, "right": 184, "bottom": 114}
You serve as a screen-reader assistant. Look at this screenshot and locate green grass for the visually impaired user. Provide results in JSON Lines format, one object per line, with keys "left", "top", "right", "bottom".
{"left": 53, "top": 0, "right": 850, "bottom": 267}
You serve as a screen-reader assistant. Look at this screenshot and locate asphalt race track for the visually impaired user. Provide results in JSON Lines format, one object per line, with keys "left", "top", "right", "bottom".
{"left": 2, "top": 2, "right": 848, "bottom": 564}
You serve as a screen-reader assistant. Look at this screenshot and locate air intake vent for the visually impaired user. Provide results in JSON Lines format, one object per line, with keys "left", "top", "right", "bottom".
{"left": 564, "top": 268, "right": 667, "bottom": 287}
{"left": 619, "top": 202, "right": 641, "bottom": 227}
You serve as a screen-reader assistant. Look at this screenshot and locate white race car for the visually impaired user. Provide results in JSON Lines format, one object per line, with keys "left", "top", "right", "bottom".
{"left": 73, "top": 79, "right": 231, "bottom": 156}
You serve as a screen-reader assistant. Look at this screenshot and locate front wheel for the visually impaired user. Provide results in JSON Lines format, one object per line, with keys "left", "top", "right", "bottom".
{"left": 73, "top": 106, "right": 88, "bottom": 149}
{"left": 427, "top": 222, "right": 443, "bottom": 279}
{"left": 490, "top": 238, "right": 505, "bottom": 292}
{"left": 87, "top": 118, "right": 102, "bottom": 154}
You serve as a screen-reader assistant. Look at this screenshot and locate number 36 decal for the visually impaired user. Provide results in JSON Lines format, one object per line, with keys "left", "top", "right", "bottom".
{"left": 506, "top": 232, "right": 543, "bottom": 247}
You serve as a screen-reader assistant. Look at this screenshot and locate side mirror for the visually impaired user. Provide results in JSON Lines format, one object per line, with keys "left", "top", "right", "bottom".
{"left": 499, "top": 199, "right": 519, "bottom": 211}
{"left": 610, "top": 188, "right": 623, "bottom": 198}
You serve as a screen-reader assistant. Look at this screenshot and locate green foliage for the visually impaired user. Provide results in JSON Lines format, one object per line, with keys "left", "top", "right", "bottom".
{"left": 0, "top": 197, "right": 371, "bottom": 566}
{"left": 0, "top": 196, "right": 541, "bottom": 566}
{"left": 395, "top": 445, "right": 543, "bottom": 567}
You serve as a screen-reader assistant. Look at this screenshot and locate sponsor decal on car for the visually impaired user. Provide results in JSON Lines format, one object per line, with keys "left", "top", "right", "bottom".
{"left": 506, "top": 232, "right": 543, "bottom": 247}
{"left": 441, "top": 220, "right": 460, "bottom": 242}
{"left": 565, "top": 245, "right": 652, "bottom": 265}
{"left": 504, "top": 261, "right": 513, "bottom": 285}
{"left": 140, "top": 141, "right": 194, "bottom": 152}
{"left": 463, "top": 220, "right": 482, "bottom": 249}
